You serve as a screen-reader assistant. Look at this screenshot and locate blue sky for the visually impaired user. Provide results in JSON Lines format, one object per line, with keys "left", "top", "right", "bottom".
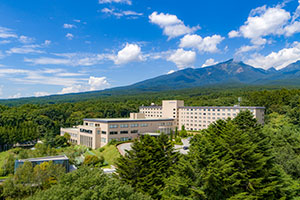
{"left": 0, "top": 0, "right": 300, "bottom": 98}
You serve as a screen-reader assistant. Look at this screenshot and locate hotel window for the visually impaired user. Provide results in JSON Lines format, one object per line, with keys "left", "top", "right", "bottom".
{"left": 208, "top": 109, "right": 210, "bottom": 111}
{"left": 89, "top": 123, "right": 94, "bottom": 126}
{"left": 120, "top": 131, "right": 128, "bottom": 134}
{"left": 85, "top": 122, "right": 88, "bottom": 126}
{"left": 109, "top": 131, "right": 118, "bottom": 135}
{"left": 97, "top": 130, "right": 100, "bottom": 134}
{"left": 131, "top": 130, "right": 138, "bottom": 134}
{"left": 120, "top": 124, "right": 129, "bottom": 128}
{"left": 109, "top": 124, "right": 118, "bottom": 128}
{"left": 80, "top": 128, "right": 92, "bottom": 134}
{"left": 131, "top": 124, "right": 139, "bottom": 127}
{"left": 140, "top": 123, "right": 148, "bottom": 127}
{"left": 101, "top": 138, "right": 106, "bottom": 143}
{"left": 101, "top": 131, "right": 106, "bottom": 135}
{"left": 95, "top": 124, "right": 100, "bottom": 127}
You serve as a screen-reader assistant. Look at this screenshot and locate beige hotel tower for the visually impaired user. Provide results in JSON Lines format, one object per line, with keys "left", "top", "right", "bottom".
{"left": 61, "top": 100, "right": 265, "bottom": 149}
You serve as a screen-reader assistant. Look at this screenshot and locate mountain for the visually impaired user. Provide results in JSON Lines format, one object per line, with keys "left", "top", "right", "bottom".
{"left": 1, "top": 59, "right": 300, "bottom": 105}
{"left": 125, "top": 59, "right": 272, "bottom": 90}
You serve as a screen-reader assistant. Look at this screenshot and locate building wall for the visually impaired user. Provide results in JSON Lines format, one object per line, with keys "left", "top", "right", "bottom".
{"left": 140, "top": 100, "right": 265, "bottom": 131}
{"left": 178, "top": 106, "right": 265, "bottom": 131}
{"left": 62, "top": 119, "right": 175, "bottom": 149}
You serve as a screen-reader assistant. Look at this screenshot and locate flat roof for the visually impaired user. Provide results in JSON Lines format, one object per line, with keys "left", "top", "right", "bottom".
{"left": 83, "top": 118, "right": 174, "bottom": 123}
{"left": 139, "top": 106, "right": 162, "bottom": 109}
{"left": 179, "top": 106, "right": 265, "bottom": 109}
{"left": 17, "top": 155, "right": 69, "bottom": 162}
{"left": 61, "top": 127, "right": 78, "bottom": 131}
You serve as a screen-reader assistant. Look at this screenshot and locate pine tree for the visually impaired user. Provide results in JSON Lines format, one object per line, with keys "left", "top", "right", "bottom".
{"left": 163, "top": 111, "right": 299, "bottom": 199}
{"left": 116, "top": 134, "right": 179, "bottom": 199}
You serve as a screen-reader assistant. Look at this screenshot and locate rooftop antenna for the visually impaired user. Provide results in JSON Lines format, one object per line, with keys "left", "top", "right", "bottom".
{"left": 238, "top": 97, "right": 242, "bottom": 106}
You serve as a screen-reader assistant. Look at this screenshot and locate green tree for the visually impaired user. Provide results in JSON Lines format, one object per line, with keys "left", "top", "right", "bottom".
{"left": 28, "top": 167, "right": 152, "bottom": 200}
{"left": 83, "top": 155, "right": 104, "bottom": 167}
{"left": 116, "top": 134, "right": 178, "bottom": 199}
{"left": 163, "top": 111, "right": 298, "bottom": 200}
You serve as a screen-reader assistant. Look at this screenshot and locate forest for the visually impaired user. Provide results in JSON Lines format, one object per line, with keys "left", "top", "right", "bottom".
{"left": 1, "top": 86, "right": 300, "bottom": 199}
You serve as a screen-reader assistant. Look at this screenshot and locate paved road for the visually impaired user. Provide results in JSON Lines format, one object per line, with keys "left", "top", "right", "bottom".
{"left": 117, "top": 142, "right": 132, "bottom": 156}
{"left": 117, "top": 137, "right": 191, "bottom": 155}
{"left": 174, "top": 138, "right": 190, "bottom": 154}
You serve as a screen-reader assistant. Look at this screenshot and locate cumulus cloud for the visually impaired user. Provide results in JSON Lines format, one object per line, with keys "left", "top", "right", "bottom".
{"left": 111, "top": 43, "right": 143, "bottom": 65}
{"left": 229, "top": 3, "right": 300, "bottom": 46}
{"left": 101, "top": 8, "right": 143, "bottom": 18}
{"left": 245, "top": 42, "right": 300, "bottom": 69}
{"left": 89, "top": 76, "right": 110, "bottom": 90}
{"left": 201, "top": 58, "right": 218, "bottom": 67}
{"left": 60, "top": 76, "right": 110, "bottom": 94}
{"left": 99, "top": 0, "right": 131, "bottom": 5}
{"left": 167, "top": 48, "right": 196, "bottom": 69}
{"left": 0, "top": 26, "right": 17, "bottom": 38}
{"left": 149, "top": 12, "right": 200, "bottom": 39}
{"left": 63, "top": 24, "right": 76, "bottom": 29}
{"left": 66, "top": 33, "right": 74, "bottom": 40}
{"left": 179, "top": 34, "right": 224, "bottom": 53}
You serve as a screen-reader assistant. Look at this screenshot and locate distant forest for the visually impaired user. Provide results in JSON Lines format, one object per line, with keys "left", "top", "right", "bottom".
{"left": 1, "top": 85, "right": 300, "bottom": 150}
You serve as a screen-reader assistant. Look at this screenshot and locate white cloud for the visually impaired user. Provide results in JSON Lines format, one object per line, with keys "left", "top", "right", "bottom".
{"left": 180, "top": 34, "right": 224, "bottom": 53}
{"left": 99, "top": 0, "right": 131, "bottom": 5}
{"left": 228, "top": 30, "right": 240, "bottom": 38}
{"left": 19, "top": 35, "right": 34, "bottom": 44}
{"left": 63, "top": 24, "right": 76, "bottom": 29}
{"left": 44, "top": 40, "right": 51, "bottom": 45}
{"left": 235, "top": 45, "right": 260, "bottom": 54}
{"left": 101, "top": 8, "right": 143, "bottom": 18}
{"left": 34, "top": 91, "right": 50, "bottom": 97}
{"left": 60, "top": 76, "right": 110, "bottom": 94}
{"left": 66, "top": 33, "right": 74, "bottom": 40}
{"left": 0, "top": 26, "right": 17, "bottom": 38}
{"left": 246, "top": 41, "right": 300, "bottom": 69}
{"left": 25, "top": 53, "right": 105, "bottom": 66}
{"left": 60, "top": 85, "right": 83, "bottom": 94}
{"left": 284, "top": 21, "right": 300, "bottom": 36}
{"left": 149, "top": 12, "right": 200, "bottom": 39}
{"left": 0, "top": 40, "right": 11, "bottom": 44}
{"left": 229, "top": 4, "right": 300, "bottom": 45}
{"left": 8, "top": 93, "right": 22, "bottom": 99}
{"left": 201, "top": 58, "right": 217, "bottom": 67}
{"left": 292, "top": 0, "right": 300, "bottom": 22}
{"left": 6, "top": 44, "right": 44, "bottom": 54}
{"left": 88, "top": 76, "right": 110, "bottom": 90}
{"left": 167, "top": 70, "right": 175, "bottom": 74}
{"left": 167, "top": 48, "right": 196, "bottom": 69}
{"left": 112, "top": 43, "right": 143, "bottom": 65}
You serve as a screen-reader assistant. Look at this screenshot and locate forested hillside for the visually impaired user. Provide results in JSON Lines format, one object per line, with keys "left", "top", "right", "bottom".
{"left": 1, "top": 87, "right": 300, "bottom": 151}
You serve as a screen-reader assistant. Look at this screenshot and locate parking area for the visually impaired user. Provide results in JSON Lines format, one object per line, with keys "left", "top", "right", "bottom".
{"left": 117, "top": 137, "right": 191, "bottom": 155}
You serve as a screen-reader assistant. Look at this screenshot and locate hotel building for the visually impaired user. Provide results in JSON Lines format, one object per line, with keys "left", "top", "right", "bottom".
{"left": 61, "top": 100, "right": 264, "bottom": 149}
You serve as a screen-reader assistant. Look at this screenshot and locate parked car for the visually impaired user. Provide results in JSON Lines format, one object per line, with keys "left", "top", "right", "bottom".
{"left": 183, "top": 146, "right": 189, "bottom": 150}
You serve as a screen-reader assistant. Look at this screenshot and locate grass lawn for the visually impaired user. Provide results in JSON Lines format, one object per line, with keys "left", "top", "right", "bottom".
{"left": 87, "top": 145, "right": 121, "bottom": 167}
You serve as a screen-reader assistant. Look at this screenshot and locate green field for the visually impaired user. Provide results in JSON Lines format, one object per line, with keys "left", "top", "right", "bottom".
{"left": 86, "top": 145, "right": 121, "bottom": 167}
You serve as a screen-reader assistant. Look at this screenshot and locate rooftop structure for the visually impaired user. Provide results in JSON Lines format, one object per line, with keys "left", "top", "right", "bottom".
{"left": 15, "top": 155, "right": 70, "bottom": 172}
